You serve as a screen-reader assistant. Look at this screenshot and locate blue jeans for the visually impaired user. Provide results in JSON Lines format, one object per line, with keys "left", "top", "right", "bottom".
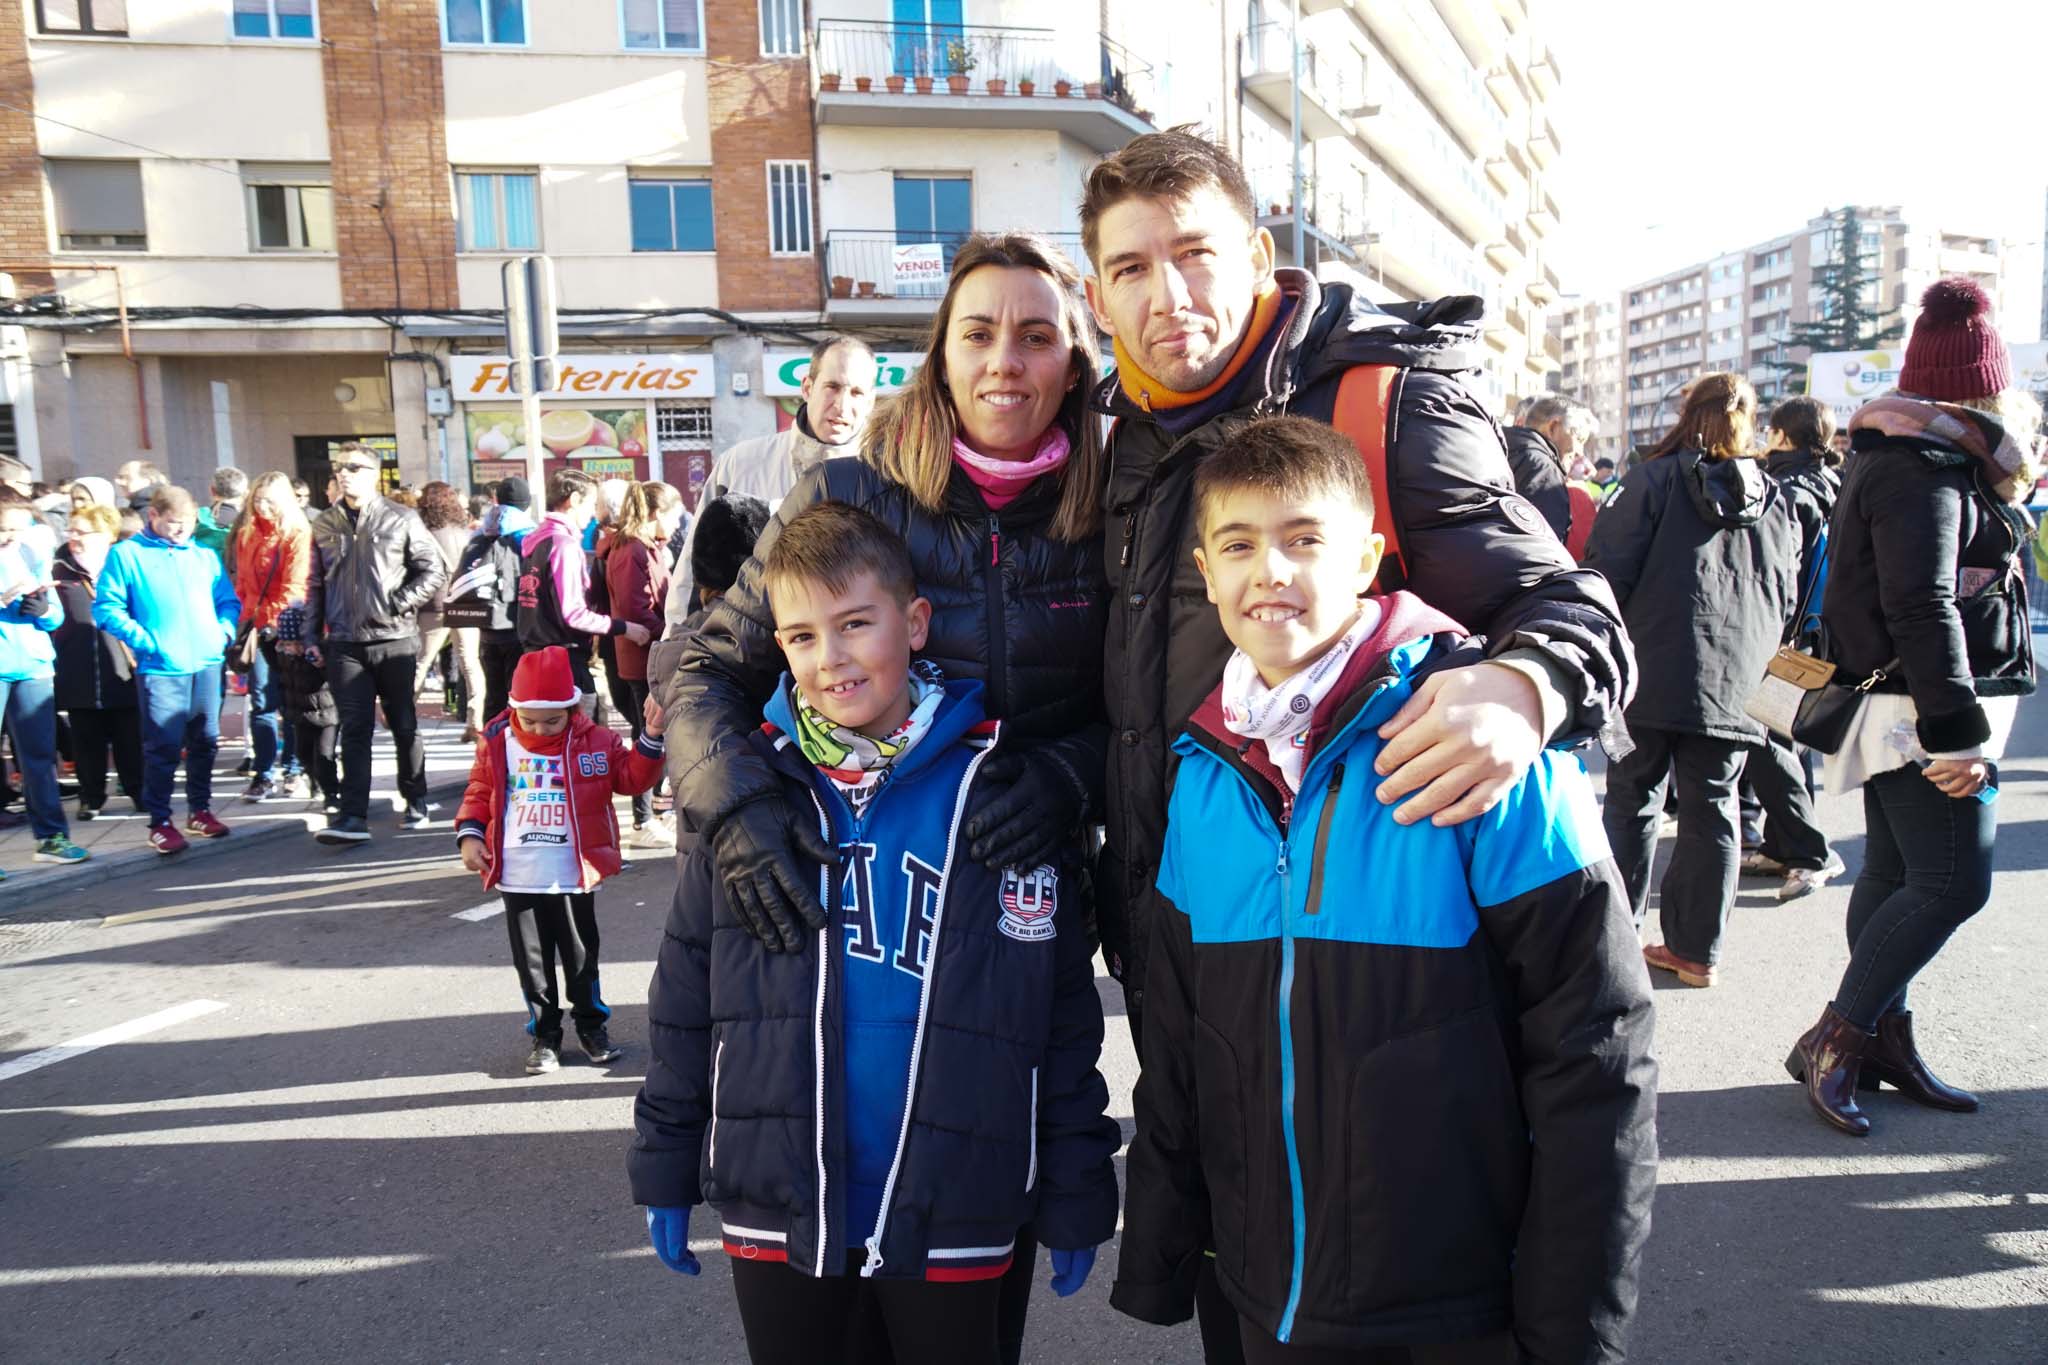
{"left": 139, "top": 669, "right": 222, "bottom": 826}
{"left": 247, "top": 638, "right": 284, "bottom": 780}
{"left": 1831, "top": 763, "right": 1999, "bottom": 1029}
{"left": 0, "top": 673, "right": 68, "bottom": 839}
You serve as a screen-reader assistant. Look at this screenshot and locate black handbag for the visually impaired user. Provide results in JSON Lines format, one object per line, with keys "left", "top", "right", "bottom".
{"left": 1745, "top": 646, "right": 1900, "bottom": 754}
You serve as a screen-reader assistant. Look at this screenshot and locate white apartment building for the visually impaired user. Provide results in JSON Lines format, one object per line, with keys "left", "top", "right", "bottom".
{"left": 1546, "top": 294, "right": 1621, "bottom": 459}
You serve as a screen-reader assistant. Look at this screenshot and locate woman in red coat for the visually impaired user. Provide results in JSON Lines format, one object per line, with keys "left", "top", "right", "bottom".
{"left": 230, "top": 472, "right": 311, "bottom": 801}
{"left": 600, "top": 480, "right": 685, "bottom": 844}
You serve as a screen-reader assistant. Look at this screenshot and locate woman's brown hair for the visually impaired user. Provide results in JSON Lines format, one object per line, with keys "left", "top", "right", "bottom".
{"left": 615, "top": 480, "right": 681, "bottom": 544}
{"left": 1645, "top": 372, "right": 1758, "bottom": 462}
{"left": 860, "top": 232, "right": 1103, "bottom": 542}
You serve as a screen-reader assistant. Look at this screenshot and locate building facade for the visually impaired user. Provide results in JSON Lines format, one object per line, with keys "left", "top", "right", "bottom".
{"left": 1602, "top": 206, "right": 2006, "bottom": 454}
{"left": 0, "top": 0, "right": 1564, "bottom": 493}
{"left": 1545, "top": 293, "right": 1620, "bottom": 460}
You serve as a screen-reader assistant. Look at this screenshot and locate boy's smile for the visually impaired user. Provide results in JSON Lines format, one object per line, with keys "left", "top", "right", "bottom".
{"left": 1195, "top": 487, "right": 1383, "bottom": 688}
{"left": 771, "top": 568, "right": 932, "bottom": 738}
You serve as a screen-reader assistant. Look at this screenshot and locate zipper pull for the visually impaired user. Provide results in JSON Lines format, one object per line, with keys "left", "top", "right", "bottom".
{"left": 988, "top": 514, "right": 1000, "bottom": 568}
{"left": 1276, "top": 841, "right": 1289, "bottom": 876}
{"left": 1119, "top": 514, "right": 1135, "bottom": 571}
{"left": 863, "top": 1236, "right": 885, "bottom": 1276}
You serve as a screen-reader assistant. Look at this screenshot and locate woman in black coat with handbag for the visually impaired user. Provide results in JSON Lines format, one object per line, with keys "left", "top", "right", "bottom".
{"left": 51, "top": 503, "right": 142, "bottom": 818}
{"left": 1785, "top": 280, "right": 2038, "bottom": 1136}
{"left": 1584, "top": 372, "right": 1799, "bottom": 988}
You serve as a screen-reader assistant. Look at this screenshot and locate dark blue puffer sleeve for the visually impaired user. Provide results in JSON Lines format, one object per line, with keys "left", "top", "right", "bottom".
{"left": 1031, "top": 852, "right": 1121, "bottom": 1254}
{"left": 628, "top": 844, "right": 717, "bottom": 1209}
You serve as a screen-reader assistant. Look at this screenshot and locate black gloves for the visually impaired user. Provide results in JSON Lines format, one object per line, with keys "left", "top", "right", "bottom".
{"left": 964, "top": 748, "right": 1086, "bottom": 873}
{"left": 712, "top": 796, "right": 836, "bottom": 952}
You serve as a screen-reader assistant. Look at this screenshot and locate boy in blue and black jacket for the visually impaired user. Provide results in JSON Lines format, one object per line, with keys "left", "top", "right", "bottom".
{"left": 630, "top": 502, "right": 1118, "bottom": 1365}
{"left": 1111, "top": 418, "right": 1658, "bottom": 1364}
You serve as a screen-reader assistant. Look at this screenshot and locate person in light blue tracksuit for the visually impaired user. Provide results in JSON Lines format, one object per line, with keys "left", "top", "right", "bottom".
{"left": 93, "top": 486, "right": 240, "bottom": 851}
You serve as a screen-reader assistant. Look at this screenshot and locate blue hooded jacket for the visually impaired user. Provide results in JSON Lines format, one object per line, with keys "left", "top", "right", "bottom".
{"left": 92, "top": 529, "right": 241, "bottom": 676}
{"left": 0, "top": 543, "right": 63, "bottom": 682}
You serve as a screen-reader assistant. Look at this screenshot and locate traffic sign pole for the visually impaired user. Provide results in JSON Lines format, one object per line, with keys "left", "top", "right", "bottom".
{"left": 502, "top": 255, "right": 559, "bottom": 495}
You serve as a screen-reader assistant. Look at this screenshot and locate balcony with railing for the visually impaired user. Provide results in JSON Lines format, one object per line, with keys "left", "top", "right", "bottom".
{"left": 1240, "top": 24, "right": 1363, "bottom": 142}
{"left": 822, "top": 229, "right": 1088, "bottom": 319}
{"left": 1354, "top": 0, "right": 1503, "bottom": 156}
{"left": 812, "top": 22, "right": 1155, "bottom": 154}
{"left": 1353, "top": 59, "right": 1504, "bottom": 244}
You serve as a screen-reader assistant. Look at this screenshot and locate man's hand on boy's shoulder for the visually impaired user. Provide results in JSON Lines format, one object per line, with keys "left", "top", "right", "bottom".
{"left": 1373, "top": 662, "right": 1543, "bottom": 827}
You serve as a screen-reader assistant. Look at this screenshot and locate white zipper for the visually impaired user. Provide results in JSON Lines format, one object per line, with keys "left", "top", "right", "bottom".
{"left": 861, "top": 739, "right": 998, "bottom": 1278}
{"left": 1025, "top": 1066, "right": 1039, "bottom": 1193}
{"left": 806, "top": 789, "right": 834, "bottom": 1279}
{"left": 708, "top": 1037, "right": 726, "bottom": 1166}
{"left": 561, "top": 735, "right": 585, "bottom": 889}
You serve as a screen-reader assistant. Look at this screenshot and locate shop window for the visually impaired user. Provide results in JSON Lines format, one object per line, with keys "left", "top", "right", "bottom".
{"left": 48, "top": 159, "right": 146, "bottom": 251}
{"left": 766, "top": 161, "right": 812, "bottom": 257}
{"left": 445, "top": 0, "right": 524, "bottom": 45}
{"left": 629, "top": 177, "right": 714, "bottom": 253}
{"left": 657, "top": 403, "right": 713, "bottom": 447}
{"left": 36, "top": 0, "right": 127, "bottom": 35}
{"left": 622, "top": 0, "right": 703, "bottom": 51}
{"left": 759, "top": 0, "right": 801, "bottom": 56}
{"left": 457, "top": 171, "right": 539, "bottom": 252}
{"left": 243, "top": 165, "right": 335, "bottom": 251}
{"left": 234, "top": 0, "right": 316, "bottom": 39}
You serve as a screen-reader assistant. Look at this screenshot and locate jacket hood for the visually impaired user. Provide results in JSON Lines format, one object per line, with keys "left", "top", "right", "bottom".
{"left": 1679, "top": 450, "right": 1774, "bottom": 529}
{"left": 763, "top": 672, "right": 991, "bottom": 785}
{"left": 1093, "top": 269, "right": 1486, "bottom": 421}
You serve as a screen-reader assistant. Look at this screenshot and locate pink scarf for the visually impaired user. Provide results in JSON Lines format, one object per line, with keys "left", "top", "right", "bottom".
{"left": 952, "top": 426, "right": 1071, "bottom": 510}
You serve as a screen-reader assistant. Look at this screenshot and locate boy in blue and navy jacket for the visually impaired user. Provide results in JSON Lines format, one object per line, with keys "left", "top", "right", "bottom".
{"left": 630, "top": 502, "right": 1118, "bottom": 1365}
{"left": 1110, "top": 418, "right": 1658, "bottom": 1364}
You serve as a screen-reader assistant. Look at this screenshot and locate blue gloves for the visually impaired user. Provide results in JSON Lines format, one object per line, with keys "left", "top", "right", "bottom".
{"left": 646, "top": 1206, "right": 701, "bottom": 1276}
{"left": 1048, "top": 1245, "right": 1096, "bottom": 1297}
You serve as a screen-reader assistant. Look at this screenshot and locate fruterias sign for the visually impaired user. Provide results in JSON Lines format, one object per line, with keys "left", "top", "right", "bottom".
{"left": 451, "top": 354, "right": 715, "bottom": 401}
{"left": 764, "top": 350, "right": 927, "bottom": 397}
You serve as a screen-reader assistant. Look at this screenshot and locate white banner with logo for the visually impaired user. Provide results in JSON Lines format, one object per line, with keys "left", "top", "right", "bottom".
{"left": 763, "top": 350, "right": 928, "bottom": 397}
{"left": 1807, "top": 341, "right": 2048, "bottom": 423}
{"left": 451, "top": 354, "right": 715, "bottom": 403}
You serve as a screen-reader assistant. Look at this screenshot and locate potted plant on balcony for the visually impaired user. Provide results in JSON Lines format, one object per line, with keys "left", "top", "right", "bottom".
{"left": 1084, "top": 78, "right": 1103, "bottom": 99}
{"left": 830, "top": 274, "right": 853, "bottom": 299}
{"left": 1017, "top": 74, "right": 1035, "bottom": 96}
{"left": 885, "top": 71, "right": 906, "bottom": 94}
{"left": 943, "top": 37, "right": 975, "bottom": 94}
{"left": 912, "top": 48, "right": 934, "bottom": 95}
{"left": 982, "top": 34, "right": 1007, "bottom": 94}
{"left": 1054, "top": 76, "right": 1073, "bottom": 97}
{"left": 819, "top": 69, "right": 842, "bottom": 92}
{"left": 854, "top": 74, "right": 872, "bottom": 92}
{"left": 856, "top": 280, "right": 877, "bottom": 298}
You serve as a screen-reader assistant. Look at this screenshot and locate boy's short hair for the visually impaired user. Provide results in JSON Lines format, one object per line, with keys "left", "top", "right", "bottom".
{"left": 546, "top": 467, "right": 597, "bottom": 510}
{"left": 149, "top": 485, "right": 197, "bottom": 518}
{"left": 1193, "top": 415, "right": 1374, "bottom": 536}
{"left": 763, "top": 501, "right": 917, "bottom": 611}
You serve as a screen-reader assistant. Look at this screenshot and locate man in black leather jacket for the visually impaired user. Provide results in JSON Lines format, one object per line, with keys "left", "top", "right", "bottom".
{"left": 304, "top": 445, "right": 446, "bottom": 843}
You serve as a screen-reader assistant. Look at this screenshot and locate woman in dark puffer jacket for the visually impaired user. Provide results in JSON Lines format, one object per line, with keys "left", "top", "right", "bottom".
{"left": 1785, "top": 280, "right": 2038, "bottom": 1137}
{"left": 652, "top": 231, "right": 1110, "bottom": 1362}
{"left": 1584, "top": 372, "right": 1799, "bottom": 989}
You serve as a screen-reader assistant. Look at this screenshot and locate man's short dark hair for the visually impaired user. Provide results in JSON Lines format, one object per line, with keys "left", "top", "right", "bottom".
{"left": 809, "top": 334, "right": 875, "bottom": 375}
{"left": 1595, "top": 458, "right": 1616, "bottom": 473}
{"left": 210, "top": 467, "right": 248, "bottom": 501}
{"left": 1080, "top": 125, "right": 1256, "bottom": 271}
{"left": 546, "top": 468, "right": 597, "bottom": 511}
{"left": 1769, "top": 395, "right": 1837, "bottom": 454}
{"left": 1193, "top": 416, "right": 1374, "bottom": 536}
{"left": 763, "top": 501, "right": 917, "bottom": 610}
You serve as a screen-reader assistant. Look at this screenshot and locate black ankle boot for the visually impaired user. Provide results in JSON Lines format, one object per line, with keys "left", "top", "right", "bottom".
{"left": 1860, "top": 1009, "right": 1979, "bottom": 1112}
{"left": 1785, "top": 1005, "right": 1875, "bottom": 1136}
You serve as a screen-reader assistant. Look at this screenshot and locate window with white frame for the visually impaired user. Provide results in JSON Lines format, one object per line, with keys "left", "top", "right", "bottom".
{"left": 445, "top": 0, "right": 524, "bottom": 45}
{"left": 622, "top": 0, "right": 703, "bottom": 51}
{"left": 48, "top": 159, "right": 146, "bottom": 251}
{"left": 657, "top": 403, "right": 713, "bottom": 447}
{"left": 35, "top": 0, "right": 127, "bottom": 35}
{"left": 766, "top": 161, "right": 813, "bottom": 257}
{"left": 759, "top": 0, "right": 802, "bottom": 56}
{"left": 234, "top": 0, "right": 316, "bottom": 38}
{"left": 455, "top": 171, "right": 539, "bottom": 251}
{"left": 242, "top": 165, "right": 335, "bottom": 251}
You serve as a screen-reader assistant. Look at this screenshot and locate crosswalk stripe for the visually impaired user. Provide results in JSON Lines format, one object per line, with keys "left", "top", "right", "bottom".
{"left": 0, "top": 1000, "right": 229, "bottom": 1085}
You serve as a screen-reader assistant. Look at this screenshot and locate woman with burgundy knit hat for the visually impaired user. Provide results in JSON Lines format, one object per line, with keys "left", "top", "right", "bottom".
{"left": 1785, "top": 278, "right": 2039, "bottom": 1136}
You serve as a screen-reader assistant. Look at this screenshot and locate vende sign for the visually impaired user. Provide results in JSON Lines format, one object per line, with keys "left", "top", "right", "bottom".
{"left": 892, "top": 242, "right": 946, "bottom": 294}
{"left": 452, "top": 354, "right": 714, "bottom": 401}
{"left": 763, "top": 350, "right": 927, "bottom": 397}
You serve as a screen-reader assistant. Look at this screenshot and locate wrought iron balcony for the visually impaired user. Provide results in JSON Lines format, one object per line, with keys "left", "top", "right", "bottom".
{"left": 822, "top": 229, "right": 1089, "bottom": 316}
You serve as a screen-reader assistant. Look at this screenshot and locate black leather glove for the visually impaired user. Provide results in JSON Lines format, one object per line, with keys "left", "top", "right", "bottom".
{"left": 964, "top": 749, "right": 1085, "bottom": 873}
{"left": 712, "top": 796, "right": 836, "bottom": 953}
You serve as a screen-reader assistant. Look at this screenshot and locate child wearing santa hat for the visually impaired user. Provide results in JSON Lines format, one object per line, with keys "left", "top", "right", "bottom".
{"left": 456, "top": 644, "right": 667, "bottom": 1074}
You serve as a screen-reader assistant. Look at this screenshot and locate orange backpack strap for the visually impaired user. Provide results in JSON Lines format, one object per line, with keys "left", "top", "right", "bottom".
{"left": 1331, "top": 364, "right": 1402, "bottom": 587}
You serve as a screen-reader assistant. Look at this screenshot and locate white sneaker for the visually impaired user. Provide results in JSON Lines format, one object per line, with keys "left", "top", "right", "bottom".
{"left": 625, "top": 815, "right": 676, "bottom": 849}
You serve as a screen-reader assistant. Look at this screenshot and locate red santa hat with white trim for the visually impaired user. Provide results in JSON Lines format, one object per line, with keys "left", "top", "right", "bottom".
{"left": 509, "top": 646, "right": 581, "bottom": 710}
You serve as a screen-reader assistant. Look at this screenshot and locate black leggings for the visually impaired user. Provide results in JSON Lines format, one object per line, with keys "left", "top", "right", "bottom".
{"left": 69, "top": 706, "right": 143, "bottom": 807}
{"left": 1831, "top": 763, "right": 1998, "bottom": 1029}
{"left": 731, "top": 1258, "right": 1000, "bottom": 1365}
{"left": 623, "top": 676, "right": 654, "bottom": 826}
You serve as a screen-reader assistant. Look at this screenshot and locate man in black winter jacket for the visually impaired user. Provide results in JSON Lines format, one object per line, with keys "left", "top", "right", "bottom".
{"left": 1077, "top": 130, "right": 1632, "bottom": 1031}
{"left": 1506, "top": 395, "right": 1588, "bottom": 544}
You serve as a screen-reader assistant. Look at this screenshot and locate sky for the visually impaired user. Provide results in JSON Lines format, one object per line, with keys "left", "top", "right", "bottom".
{"left": 1550, "top": 0, "right": 2047, "bottom": 339}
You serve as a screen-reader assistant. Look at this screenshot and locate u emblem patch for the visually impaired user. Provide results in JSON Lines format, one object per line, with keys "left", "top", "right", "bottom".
{"left": 997, "top": 865, "right": 1058, "bottom": 943}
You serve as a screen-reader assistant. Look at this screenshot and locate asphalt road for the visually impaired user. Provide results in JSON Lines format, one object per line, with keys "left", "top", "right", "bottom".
{"left": 2, "top": 705, "right": 2045, "bottom": 1364}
